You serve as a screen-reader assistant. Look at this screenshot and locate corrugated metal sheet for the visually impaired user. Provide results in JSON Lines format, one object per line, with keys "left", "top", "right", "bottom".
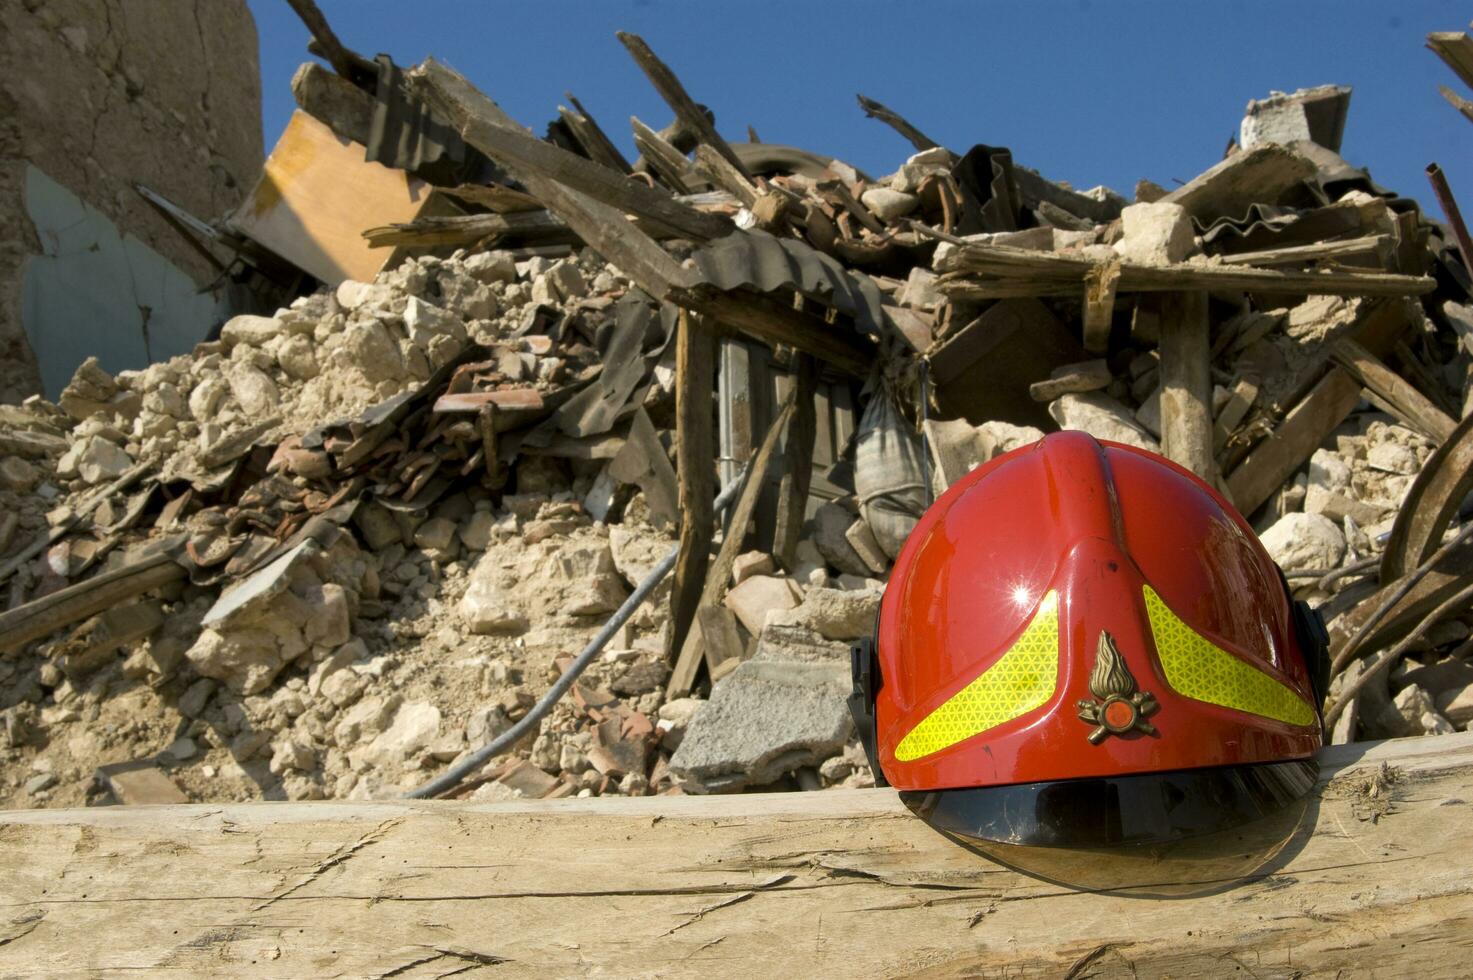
{"left": 689, "top": 229, "right": 886, "bottom": 338}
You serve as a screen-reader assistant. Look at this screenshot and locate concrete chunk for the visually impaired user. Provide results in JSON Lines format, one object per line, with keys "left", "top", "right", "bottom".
{"left": 1048, "top": 393, "right": 1159, "bottom": 452}
{"left": 723, "top": 575, "right": 801, "bottom": 635}
{"left": 1112, "top": 201, "right": 1196, "bottom": 265}
{"left": 668, "top": 659, "right": 852, "bottom": 792}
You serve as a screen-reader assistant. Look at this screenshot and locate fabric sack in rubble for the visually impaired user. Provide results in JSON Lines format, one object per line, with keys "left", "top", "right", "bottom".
{"left": 854, "top": 383, "right": 927, "bottom": 559}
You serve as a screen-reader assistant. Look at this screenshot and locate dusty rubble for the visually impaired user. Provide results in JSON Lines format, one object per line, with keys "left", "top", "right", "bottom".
{"left": 5, "top": 16, "right": 1473, "bottom": 811}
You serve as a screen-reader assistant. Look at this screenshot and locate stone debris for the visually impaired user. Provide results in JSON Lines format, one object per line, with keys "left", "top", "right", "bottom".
{"left": 4, "top": 17, "right": 1473, "bottom": 818}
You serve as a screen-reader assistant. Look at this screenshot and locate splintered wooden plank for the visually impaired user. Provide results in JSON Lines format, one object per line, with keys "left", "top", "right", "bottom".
{"left": 559, "top": 94, "right": 633, "bottom": 175}
{"left": 630, "top": 115, "right": 699, "bottom": 194}
{"left": 409, "top": 59, "right": 695, "bottom": 300}
{"left": 1, "top": 733, "right": 1471, "bottom": 977}
{"left": 1156, "top": 291, "right": 1215, "bottom": 481}
{"left": 1331, "top": 338, "right": 1457, "bottom": 444}
{"left": 617, "top": 32, "right": 755, "bottom": 181}
{"left": 697, "top": 604, "right": 746, "bottom": 681}
{"left": 1225, "top": 366, "right": 1362, "bottom": 515}
{"left": 1428, "top": 31, "right": 1473, "bottom": 90}
{"left": 1212, "top": 375, "right": 1261, "bottom": 453}
{"left": 773, "top": 353, "right": 818, "bottom": 567}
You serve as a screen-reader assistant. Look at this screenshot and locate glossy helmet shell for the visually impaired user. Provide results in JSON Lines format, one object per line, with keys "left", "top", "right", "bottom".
{"left": 873, "top": 431, "right": 1323, "bottom": 794}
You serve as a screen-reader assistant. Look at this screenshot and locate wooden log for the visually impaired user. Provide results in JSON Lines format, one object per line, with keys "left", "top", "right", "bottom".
{"left": 667, "top": 393, "right": 796, "bottom": 698}
{"left": 669, "top": 311, "right": 716, "bottom": 662}
{"left": 2, "top": 733, "right": 1470, "bottom": 977}
{"left": 1156, "top": 291, "right": 1215, "bottom": 481}
{"left": 1332, "top": 338, "right": 1457, "bottom": 444}
{"left": 616, "top": 32, "right": 754, "bottom": 181}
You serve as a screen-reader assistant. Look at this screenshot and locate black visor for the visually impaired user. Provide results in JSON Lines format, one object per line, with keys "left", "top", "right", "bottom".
{"left": 902, "top": 760, "right": 1318, "bottom": 894}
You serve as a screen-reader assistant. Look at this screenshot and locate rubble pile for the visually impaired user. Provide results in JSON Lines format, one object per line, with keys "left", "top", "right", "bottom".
{"left": 4, "top": 15, "right": 1473, "bottom": 809}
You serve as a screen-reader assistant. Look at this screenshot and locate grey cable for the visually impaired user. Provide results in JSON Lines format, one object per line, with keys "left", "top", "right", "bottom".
{"left": 405, "top": 465, "right": 749, "bottom": 800}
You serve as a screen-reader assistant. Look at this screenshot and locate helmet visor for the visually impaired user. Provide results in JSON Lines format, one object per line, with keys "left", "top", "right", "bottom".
{"left": 901, "top": 759, "right": 1317, "bottom": 895}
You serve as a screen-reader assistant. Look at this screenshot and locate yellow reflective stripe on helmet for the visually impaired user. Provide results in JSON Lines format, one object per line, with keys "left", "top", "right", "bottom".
{"left": 894, "top": 591, "right": 1060, "bottom": 762}
{"left": 1143, "top": 585, "right": 1315, "bottom": 727}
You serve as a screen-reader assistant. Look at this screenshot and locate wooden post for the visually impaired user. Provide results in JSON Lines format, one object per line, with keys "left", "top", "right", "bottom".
{"left": 1157, "top": 291, "right": 1215, "bottom": 482}
{"left": 666, "top": 394, "right": 797, "bottom": 699}
{"left": 773, "top": 354, "right": 818, "bottom": 567}
{"left": 669, "top": 311, "right": 716, "bottom": 662}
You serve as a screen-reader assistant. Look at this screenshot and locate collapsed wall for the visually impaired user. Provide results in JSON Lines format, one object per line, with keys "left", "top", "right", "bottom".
{"left": 0, "top": 0, "right": 265, "bottom": 402}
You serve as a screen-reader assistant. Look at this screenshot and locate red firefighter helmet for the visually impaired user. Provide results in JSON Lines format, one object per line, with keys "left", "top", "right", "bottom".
{"left": 848, "top": 432, "right": 1329, "bottom": 883}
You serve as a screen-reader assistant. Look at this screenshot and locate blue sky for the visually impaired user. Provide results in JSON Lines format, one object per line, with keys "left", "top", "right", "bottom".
{"left": 246, "top": 1, "right": 1472, "bottom": 220}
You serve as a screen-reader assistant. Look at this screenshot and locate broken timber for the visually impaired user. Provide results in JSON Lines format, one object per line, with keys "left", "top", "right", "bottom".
{"left": 1, "top": 733, "right": 1470, "bottom": 976}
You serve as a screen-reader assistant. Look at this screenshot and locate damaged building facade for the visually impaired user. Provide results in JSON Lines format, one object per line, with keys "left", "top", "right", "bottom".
{"left": 0, "top": 0, "right": 265, "bottom": 402}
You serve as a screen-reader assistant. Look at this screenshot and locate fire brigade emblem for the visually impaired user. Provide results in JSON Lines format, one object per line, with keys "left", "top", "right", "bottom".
{"left": 1076, "top": 631, "right": 1159, "bottom": 743}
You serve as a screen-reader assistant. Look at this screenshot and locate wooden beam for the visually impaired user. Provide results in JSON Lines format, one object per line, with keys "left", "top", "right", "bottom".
{"left": 667, "top": 393, "right": 796, "bottom": 698}
{"left": 937, "top": 242, "right": 1436, "bottom": 301}
{"left": 772, "top": 353, "right": 818, "bottom": 567}
{"left": 630, "top": 116, "right": 698, "bottom": 194}
{"left": 1212, "top": 375, "right": 1261, "bottom": 454}
{"left": 1332, "top": 338, "right": 1457, "bottom": 444}
{"left": 1225, "top": 367, "right": 1362, "bottom": 515}
{"left": 692, "top": 144, "right": 759, "bottom": 208}
{"left": 1428, "top": 31, "right": 1473, "bottom": 90}
{"left": 669, "top": 311, "right": 716, "bottom": 663}
{"left": 283, "top": 0, "right": 376, "bottom": 86}
{"left": 1439, "top": 84, "right": 1473, "bottom": 125}
{"left": 3, "top": 733, "right": 1471, "bottom": 976}
{"left": 363, "top": 191, "right": 737, "bottom": 248}
{"left": 616, "top": 32, "right": 755, "bottom": 181}
{"left": 855, "top": 93, "right": 945, "bottom": 153}
{"left": 1218, "top": 234, "right": 1392, "bottom": 268}
{"left": 1157, "top": 291, "right": 1215, "bottom": 481}
{"left": 668, "top": 282, "right": 875, "bottom": 378}
{"left": 559, "top": 94, "right": 633, "bottom": 175}
{"left": 409, "top": 59, "right": 696, "bottom": 300}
